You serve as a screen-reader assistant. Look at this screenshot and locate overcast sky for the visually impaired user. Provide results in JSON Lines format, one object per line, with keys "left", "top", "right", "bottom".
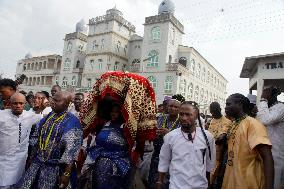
{"left": 1, "top": 0, "right": 284, "bottom": 96}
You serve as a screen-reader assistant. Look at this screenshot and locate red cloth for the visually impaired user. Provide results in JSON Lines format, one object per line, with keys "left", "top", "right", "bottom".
{"left": 80, "top": 71, "right": 157, "bottom": 162}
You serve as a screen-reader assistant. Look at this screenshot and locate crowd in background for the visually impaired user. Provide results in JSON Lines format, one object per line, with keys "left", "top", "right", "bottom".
{"left": 0, "top": 75, "right": 283, "bottom": 189}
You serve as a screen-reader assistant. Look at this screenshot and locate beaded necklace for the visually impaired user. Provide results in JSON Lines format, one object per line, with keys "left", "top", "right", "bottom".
{"left": 161, "top": 114, "right": 179, "bottom": 131}
{"left": 226, "top": 114, "right": 247, "bottom": 166}
{"left": 39, "top": 112, "right": 67, "bottom": 161}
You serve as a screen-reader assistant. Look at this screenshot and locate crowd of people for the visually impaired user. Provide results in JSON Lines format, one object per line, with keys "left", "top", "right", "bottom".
{"left": 0, "top": 71, "right": 283, "bottom": 189}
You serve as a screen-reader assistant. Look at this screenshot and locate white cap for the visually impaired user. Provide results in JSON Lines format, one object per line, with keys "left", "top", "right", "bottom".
{"left": 247, "top": 94, "right": 257, "bottom": 104}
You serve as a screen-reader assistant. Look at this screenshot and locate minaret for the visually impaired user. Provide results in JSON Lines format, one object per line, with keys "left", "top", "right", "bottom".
{"left": 59, "top": 19, "right": 88, "bottom": 89}
{"left": 140, "top": 0, "right": 184, "bottom": 73}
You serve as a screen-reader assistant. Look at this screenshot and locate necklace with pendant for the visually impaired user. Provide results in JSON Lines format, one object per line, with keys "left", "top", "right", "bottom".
{"left": 226, "top": 115, "right": 247, "bottom": 166}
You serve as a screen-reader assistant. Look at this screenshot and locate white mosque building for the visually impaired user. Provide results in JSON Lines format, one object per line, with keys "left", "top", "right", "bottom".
{"left": 16, "top": 0, "right": 227, "bottom": 113}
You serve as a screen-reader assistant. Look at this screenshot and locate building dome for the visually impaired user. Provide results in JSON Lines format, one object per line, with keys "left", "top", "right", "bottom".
{"left": 76, "top": 19, "right": 88, "bottom": 34}
{"left": 25, "top": 52, "right": 32, "bottom": 59}
{"left": 158, "top": 0, "right": 175, "bottom": 15}
{"left": 106, "top": 5, "right": 123, "bottom": 16}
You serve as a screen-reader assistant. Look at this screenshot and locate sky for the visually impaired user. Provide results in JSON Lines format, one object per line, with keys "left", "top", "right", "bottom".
{"left": 1, "top": 0, "right": 284, "bottom": 96}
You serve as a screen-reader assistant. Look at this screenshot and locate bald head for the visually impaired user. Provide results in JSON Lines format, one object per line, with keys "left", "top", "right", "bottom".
{"left": 10, "top": 92, "right": 26, "bottom": 103}
{"left": 50, "top": 91, "right": 71, "bottom": 113}
{"left": 10, "top": 93, "right": 26, "bottom": 116}
{"left": 61, "top": 91, "right": 72, "bottom": 104}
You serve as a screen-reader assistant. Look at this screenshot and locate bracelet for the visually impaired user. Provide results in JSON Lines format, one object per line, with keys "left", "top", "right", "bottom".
{"left": 156, "top": 181, "right": 163, "bottom": 185}
{"left": 260, "top": 98, "right": 268, "bottom": 102}
{"left": 63, "top": 172, "right": 71, "bottom": 177}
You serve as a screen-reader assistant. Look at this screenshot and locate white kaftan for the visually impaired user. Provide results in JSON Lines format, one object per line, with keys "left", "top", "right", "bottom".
{"left": 0, "top": 110, "right": 42, "bottom": 187}
{"left": 158, "top": 127, "right": 216, "bottom": 189}
{"left": 257, "top": 101, "right": 284, "bottom": 189}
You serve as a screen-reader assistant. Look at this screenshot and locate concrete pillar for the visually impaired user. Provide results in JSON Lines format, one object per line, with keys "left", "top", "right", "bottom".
{"left": 257, "top": 79, "right": 264, "bottom": 104}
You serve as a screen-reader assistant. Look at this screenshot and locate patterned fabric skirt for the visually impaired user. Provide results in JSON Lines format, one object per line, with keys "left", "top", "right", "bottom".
{"left": 17, "top": 160, "right": 77, "bottom": 189}
{"left": 17, "top": 161, "right": 61, "bottom": 189}
{"left": 79, "top": 157, "right": 133, "bottom": 189}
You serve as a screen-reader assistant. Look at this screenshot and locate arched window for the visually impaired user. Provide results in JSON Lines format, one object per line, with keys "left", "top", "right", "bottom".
{"left": 207, "top": 71, "right": 210, "bottom": 83}
{"left": 148, "top": 76, "right": 157, "bottom": 90}
{"left": 211, "top": 74, "right": 214, "bottom": 85}
{"left": 114, "top": 61, "right": 119, "bottom": 71}
{"left": 205, "top": 90, "right": 208, "bottom": 104}
{"left": 90, "top": 60, "right": 95, "bottom": 70}
{"left": 101, "top": 39, "right": 105, "bottom": 50}
{"left": 171, "top": 28, "right": 175, "bottom": 45}
{"left": 62, "top": 77, "right": 68, "bottom": 87}
{"left": 39, "top": 62, "right": 42, "bottom": 70}
{"left": 32, "top": 77, "right": 36, "bottom": 86}
{"left": 116, "top": 41, "right": 121, "bottom": 52}
{"left": 31, "top": 63, "right": 34, "bottom": 70}
{"left": 179, "top": 57, "right": 187, "bottom": 67}
{"left": 71, "top": 76, "right": 77, "bottom": 86}
{"left": 202, "top": 67, "right": 206, "bottom": 82}
{"left": 168, "top": 55, "right": 172, "bottom": 63}
{"left": 87, "top": 78, "right": 92, "bottom": 88}
{"left": 164, "top": 76, "right": 173, "bottom": 94}
{"left": 124, "top": 45, "right": 127, "bottom": 56}
{"left": 98, "top": 59, "right": 103, "bottom": 70}
{"left": 187, "top": 83, "right": 193, "bottom": 100}
{"left": 67, "top": 42, "right": 72, "bottom": 52}
{"left": 194, "top": 85, "right": 199, "bottom": 102}
{"left": 64, "top": 58, "right": 71, "bottom": 71}
{"left": 78, "top": 44, "right": 84, "bottom": 51}
{"left": 191, "top": 59, "right": 195, "bottom": 74}
{"left": 23, "top": 64, "right": 27, "bottom": 71}
{"left": 36, "top": 77, "right": 40, "bottom": 85}
{"left": 179, "top": 79, "right": 186, "bottom": 97}
{"left": 147, "top": 50, "right": 159, "bottom": 67}
{"left": 151, "top": 26, "right": 161, "bottom": 41}
{"left": 196, "top": 63, "right": 201, "bottom": 78}
{"left": 92, "top": 40, "right": 97, "bottom": 51}
{"left": 55, "top": 76, "right": 59, "bottom": 85}
{"left": 200, "top": 88, "right": 204, "bottom": 103}
{"left": 76, "top": 60, "right": 80, "bottom": 68}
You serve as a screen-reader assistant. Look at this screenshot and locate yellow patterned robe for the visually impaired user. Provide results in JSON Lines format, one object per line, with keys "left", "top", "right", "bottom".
{"left": 221, "top": 116, "right": 271, "bottom": 189}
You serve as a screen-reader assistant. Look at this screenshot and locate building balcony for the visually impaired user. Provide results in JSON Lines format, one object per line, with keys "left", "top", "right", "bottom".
{"left": 73, "top": 68, "right": 84, "bottom": 73}
{"left": 129, "top": 64, "right": 140, "bottom": 72}
{"left": 53, "top": 69, "right": 60, "bottom": 74}
{"left": 166, "top": 63, "right": 188, "bottom": 75}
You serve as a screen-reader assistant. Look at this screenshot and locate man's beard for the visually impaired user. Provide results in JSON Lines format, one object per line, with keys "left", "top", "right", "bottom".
{"left": 181, "top": 123, "right": 194, "bottom": 131}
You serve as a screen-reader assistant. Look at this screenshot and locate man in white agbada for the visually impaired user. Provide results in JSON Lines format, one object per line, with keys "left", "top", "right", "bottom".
{"left": 157, "top": 101, "right": 216, "bottom": 189}
{"left": 0, "top": 93, "right": 42, "bottom": 188}
{"left": 257, "top": 87, "right": 284, "bottom": 189}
